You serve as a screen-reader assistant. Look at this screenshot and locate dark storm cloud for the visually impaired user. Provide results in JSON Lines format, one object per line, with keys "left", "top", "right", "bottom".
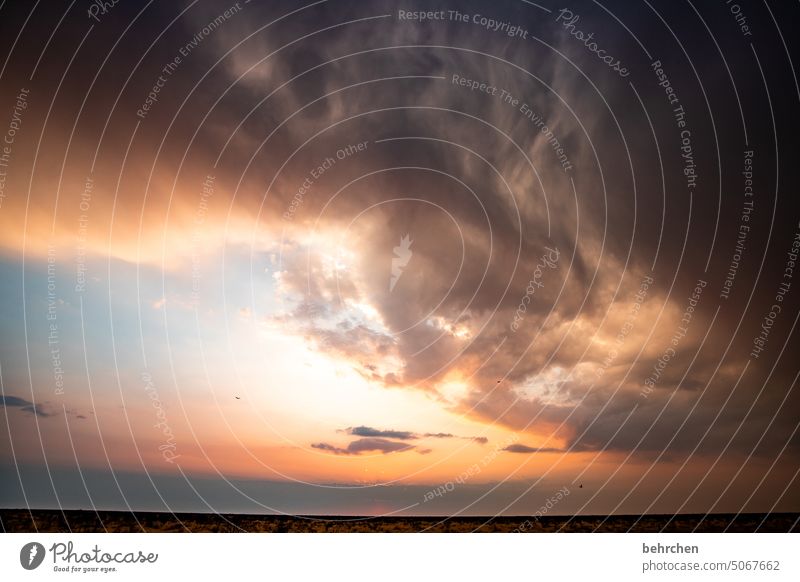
{"left": 1, "top": 0, "right": 797, "bottom": 481}
{"left": 213, "top": 0, "right": 800, "bottom": 461}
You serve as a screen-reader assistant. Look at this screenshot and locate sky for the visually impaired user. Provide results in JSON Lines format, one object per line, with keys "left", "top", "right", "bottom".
{"left": 0, "top": 0, "right": 799, "bottom": 517}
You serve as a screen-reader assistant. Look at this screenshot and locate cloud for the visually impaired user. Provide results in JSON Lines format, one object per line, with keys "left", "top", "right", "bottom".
{"left": 344, "top": 426, "right": 416, "bottom": 440}
{"left": 422, "top": 432, "right": 489, "bottom": 445}
{"left": 342, "top": 426, "right": 488, "bottom": 444}
{"left": 1, "top": 0, "right": 796, "bottom": 471}
{"left": 311, "top": 438, "right": 414, "bottom": 456}
{"left": 0, "top": 395, "right": 53, "bottom": 417}
{"left": 0, "top": 395, "right": 30, "bottom": 407}
{"left": 422, "top": 433, "right": 488, "bottom": 445}
{"left": 503, "top": 444, "right": 564, "bottom": 454}
{"left": 222, "top": 2, "right": 798, "bottom": 463}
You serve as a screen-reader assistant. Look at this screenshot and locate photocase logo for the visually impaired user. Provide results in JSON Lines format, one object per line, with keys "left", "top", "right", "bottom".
{"left": 390, "top": 234, "right": 413, "bottom": 292}
{"left": 20, "top": 542, "right": 46, "bottom": 570}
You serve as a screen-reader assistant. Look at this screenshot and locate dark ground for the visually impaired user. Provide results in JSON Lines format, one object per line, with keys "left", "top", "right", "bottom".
{"left": 1, "top": 509, "right": 797, "bottom": 532}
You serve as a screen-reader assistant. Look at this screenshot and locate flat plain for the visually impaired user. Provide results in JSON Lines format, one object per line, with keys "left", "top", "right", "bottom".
{"left": 2, "top": 510, "right": 797, "bottom": 533}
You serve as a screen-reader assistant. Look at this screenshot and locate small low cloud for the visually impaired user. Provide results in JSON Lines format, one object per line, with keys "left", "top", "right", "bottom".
{"left": 422, "top": 432, "right": 454, "bottom": 439}
{"left": 503, "top": 444, "right": 564, "bottom": 454}
{"left": 422, "top": 432, "right": 488, "bottom": 445}
{"left": 315, "top": 426, "right": 491, "bottom": 456}
{"left": 342, "top": 425, "right": 488, "bottom": 444}
{"left": 0, "top": 395, "right": 54, "bottom": 417}
{"left": 343, "top": 426, "right": 416, "bottom": 440}
{"left": 312, "top": 438, "right": 415, "bottom": 456}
